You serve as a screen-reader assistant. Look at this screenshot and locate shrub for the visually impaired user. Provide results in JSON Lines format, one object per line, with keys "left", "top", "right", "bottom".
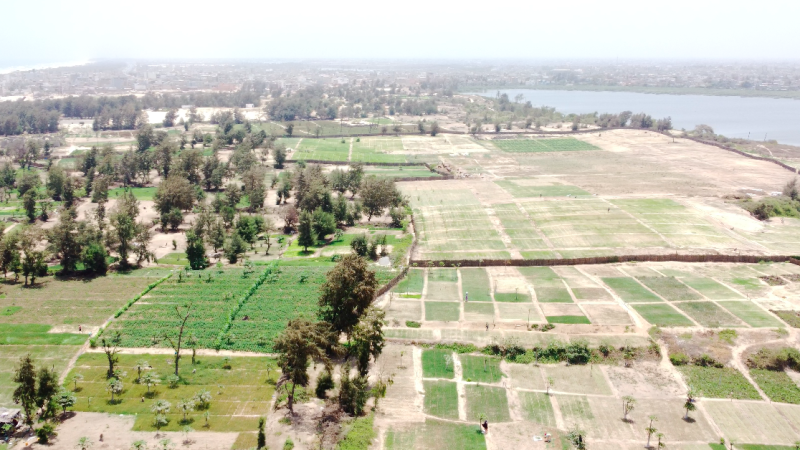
{"left": 747, "top": 347, "right": 800, "bottom": 371}
{"left": 315, "top": 370, "right": 334, "bottom": 399}
{"left": 405, "top": 321, "right": 421, "bottom": 328}
{"left": 670, "top": 352, "right": 690, "bottom": 366}
{"left": 694, "top": 354, "right": 723, "bottom": 368}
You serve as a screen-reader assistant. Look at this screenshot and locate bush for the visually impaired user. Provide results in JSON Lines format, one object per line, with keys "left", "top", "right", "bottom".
{"left": 694, "top": 354, "right": 723, "bottom": 368}
{"left": 351, "top": 235, "right": 368, "bottom": 256}
{"left": 315, "top": 370, "right": 334, "bottom": 399}
{"left": 670, "top": 352, "right": 690, "bottom": 366}
{"left": 747, "top": 347, "right": 800, "bottom": 371}
{"left": 405, "top": 320, "right": 421, "bottom": 328}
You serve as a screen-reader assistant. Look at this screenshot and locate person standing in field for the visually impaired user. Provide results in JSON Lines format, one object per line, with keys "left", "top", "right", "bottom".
{"left": 465, "top": 291, "right": 468, "bottom": 302}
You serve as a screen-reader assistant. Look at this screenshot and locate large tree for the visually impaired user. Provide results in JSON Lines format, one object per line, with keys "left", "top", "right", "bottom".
{"left": 359, "top": 175, "right": 403, "bottom": 221}
{"left": 318, "top": 254, "right": 378, "bottom": 336}
{"left": 351, "top": 306, "right": 386, "bottom": 376}
{"left": 273, "top": 319, "right": 329, "bottom": 414}
{"left": 154, "top": 176, "right": 195, "bottom": 215}
{"left": 12, "top": 354, "right": 37, "bottom": 425}
{"left": 297, "top": 210, "right": 315, "bottom": 252}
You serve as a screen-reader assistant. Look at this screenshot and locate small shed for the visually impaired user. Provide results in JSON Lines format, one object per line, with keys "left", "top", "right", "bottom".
{"left": 0, "top": 407, "right": 21, "bottom": 431}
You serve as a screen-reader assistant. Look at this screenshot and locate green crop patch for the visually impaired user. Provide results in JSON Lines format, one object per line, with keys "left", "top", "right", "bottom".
{"left": 680, "top": 277, "right": 743, "bottom": 300}
{"left": 385, "top": 419, "right": 486, "bottom": 450}
{"left": 534, "top": 287, "right": 573, "bottom": 303}
{"left": 62, "top": 353, "right": 276, "bottom": 432}
{"left": 157, "top": 252, "right": 189, "bottom": 266}
{"left": 637, "top": 276, "right": 702, "bottom": 301}
{"left": 425, "top": 302, "right": 460, "bottom": 321}
{"left": 601, "top": 277, "right": 662, "bottom": 302}
{"left": 460, "top": 268, "right": 492, "bottom": 302}
{"left": 393, "top": 269, "right": 425, "bottom": 296}
{"left": 460, "top": 355, "right": 504, "bottom": 383}
{"left": 771, "top": 310, "right": 800, "bottom": 328}
{"left": 518, "top": 391, "right": 556, "bottom": 426}
{"left": 464, "top": 385, "right": 511, "bottom": 423}
{"left": 423, "top": 380, "right": 459, "bottom": 419}
{"left": 677, "top": 366, "right": 761, "bottom": 399}
{"left": 546, "top": 315, "right": 591, "bottom": 324}
{"left": 493, "top": 138, "right": 599, "bottom": 153}
{"left": 494, "top": 292, "right": 531, "bottom": 303}
{"left": 0, "top": 324, "right": 87, "bottom": 345}
{"left": 422, "top": 349, "right": 456, "bottom": 379}
{"left": 108, "top": 187, "right": 157, "bottom": 201}
{"left": 631, "top": 304, "right": 694, "bottom": 326}
{"left": 675, "top": 302, "right": 743, "bottom": 328}
{"left": 293, "top": 138, "right": 349, "bottom": 161}
{"left": 351, "top": 137, "right": 408, "bottom": 163}
{"left": 750, "top": 369, "right": 800, "bottom": 404}
{"left": 719, "top": 302, "right": 783, "bottom": 327}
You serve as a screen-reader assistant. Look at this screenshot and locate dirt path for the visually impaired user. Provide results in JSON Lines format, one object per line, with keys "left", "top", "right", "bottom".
{"left": 453, "top": 353, "right": 467, "bottom": 421}
{"left": 348, "top": 137, "right": 353, "bottom": 161}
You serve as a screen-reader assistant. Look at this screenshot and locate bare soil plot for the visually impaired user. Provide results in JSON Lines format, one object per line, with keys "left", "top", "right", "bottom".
{"left": 582, "top": 304, "right": 633, "bottom": 326}
{"left": 675, "top": 301, "right": 744, "bottom": 328}
{"left": 601, "top": 277, "right": 663, "bottom": 302}
{"left": 637, "top": 276, "right": 703, "bottom": 301}
{"left": 505, "top": 363, "right": 545, "bottom": 390}
{"left": 423, "top": 380, "right": 459, "bottom": 419}
{"left": 425, "top": 269, "right": 460, "bottom": 301}
{"left": 717, "top": 301, "right": 783, "bottom": 327}
{"left": 541, "top": 365, "right": 613, "bottom": 395}
{"left": 497, "top": 303, "right": 543, "bottom": 322}
{"left": 425, "top": 302, "right": 460, "bottom": 322}
{"left": 517, "top": 391, "right": 557, "bottom": 426}
{"left": 605, "top": 362, "right": 684, "bottom": 398}
{"left": 464, "top": 302, "right": 495, "bottom": 322}
{"left": 377, "top": 344, "right": 425, "bottom": 424}
{"left": 464, "top": 385, "right": 511, "bottom": 422}
{"left": 493, "top": 203, "right": 548, "bottom": 250}
{"left": 540, "top": 303, "right": 585, "bottom": 318}
{"left": 386, "top": 299, "right": 423, "bottom": 323}
{"left": 704, "top": 401, "right": 800, "bottom": 445}
{"left": 487, "top": 267, "right": 530, "bottom": 295}
{"left": 632, "top": 303, "right": 694, "bottom": 326}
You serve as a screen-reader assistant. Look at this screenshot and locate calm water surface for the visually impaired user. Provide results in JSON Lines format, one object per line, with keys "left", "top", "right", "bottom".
{"left": 471, "top": 89, "right": 800, "bottom": 146}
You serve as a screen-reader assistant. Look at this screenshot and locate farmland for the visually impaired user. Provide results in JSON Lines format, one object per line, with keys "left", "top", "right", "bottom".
{"left": 491, "top": 137, "right": 600, "bottom": 153}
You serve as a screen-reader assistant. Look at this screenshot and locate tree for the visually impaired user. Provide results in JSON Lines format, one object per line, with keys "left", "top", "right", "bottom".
{"left": 645, "top": 415, "right": 658, "bottom": 448}
{"left": 193, "top": 389, "right": 211, "bottom": 410}
{"left": 684, "top": 388, "right": 697, "bottom": 420}
{"left": 131, "top": 440, "right": 148, "bottom": 450}
{"left": 185, "top": 231, "right": 207, "bottom": 270}
{"left": 47, "top": 165, "right": 66, "bottom": 201}
{"left": 656, "top": 432, "right": 666, "bottom": 449}
{"left": 162, "top": 303, "right": 193, "bottom": 376}
{"left": 351, "top": 307, "right": 386, "bottom": 376}
{"left": 622, "top": 395, "right": 636, "bottom": 422}
{"left": 224, "top": 233, "right": 247, "bottom": 263}
{"left": 783, "top": 178, "right": 799, "bottom": 200}
{"left": 23, "top": 190, "right": 37, "bottom": 222}
{"left": 137, "top": 125, "right": 155, "bottom": 152}
{"left": 235, "top": 216, "right": 258, "bottom": 248}
{"left": 154, "top": 176, "right": 195, "bottom": 216}
{"left": 273, "top": 319, "right": 328, "bottom": 414}
{"left": 100, "top": 331, "right": 123, "bottom": 378}
{"left": 56, "top": 389, "right": 76, "bottom": 415}
{"left": 430, "top": 121, "right": 440, "bottom": 136}
{"left": 18, "top": 230, "right": 47, "bottom": 286}
{"left": 338, "top": 363, "right": 369, "bottom": 416}
{"left": 319, "top": 253, "right": 378, "bottom": 336}
{"left": 36, "top": 366, "right": 59, "bottom": 416}
{"left": 107, "top": 378, "right": 123, "bottom": 402}
{"left": 257, "top": 417, "right": 266, "bottom": 450}
{"left": 152, "top": 399, "right": 171, "bottom": 416}
{"left": 360, "top": 176, "right": 403, "bottom": 221}
{"left": 279, "top": 205, "right": 299, "bottom": 233}
{"left": 141, "top": 372, "right": 160, "bottom": 394}
{"left": 71, "top": 373, "right": 84, "bottom": 391}
{"left": 109, "top": 191, "right": 140, "bottom": 269}
{"left": 311, "top": 208, "right": 336, "bottom": 242}
{"left": 134, "top": 360, "right": 150, "bottom": 383}
{"left": 47, "top": 207, "right": 82, "bottom": 273}
{"left": 273, "top": 145, "right": 287, "bottom": 169}
{"left": 12, "top": 354, "right": 37, "bottom": 425}
{"left": 262, "top": 217, "right": 276, "bottom": 255}
{"left": 163, "top": 109, "right": 178, "bottom": 128}
{"left": 82, "top": 242, "right": 108, "bottom": 275}
{"left": 176, "top": 398, "right": 195, "bottom": 422}
{"left": 297, "top": 210, "right": 315, "bottom": 252}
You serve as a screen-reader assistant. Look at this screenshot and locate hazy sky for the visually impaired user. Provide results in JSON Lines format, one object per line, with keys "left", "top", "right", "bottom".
{"left": 3, "top": 0, "right": 800, "bottom": 65}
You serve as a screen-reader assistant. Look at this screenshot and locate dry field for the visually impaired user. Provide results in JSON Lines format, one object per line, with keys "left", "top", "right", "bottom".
{"left": 402, "top": 129, "right": 800, "bottom": 261}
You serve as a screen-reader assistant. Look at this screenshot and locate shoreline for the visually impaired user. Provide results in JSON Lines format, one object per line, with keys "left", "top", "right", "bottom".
{"left": 0, "top": 59, "right": 92, "bottom": 75}
{"left": 460, "top": 84, "right": 800, "bottom": 101}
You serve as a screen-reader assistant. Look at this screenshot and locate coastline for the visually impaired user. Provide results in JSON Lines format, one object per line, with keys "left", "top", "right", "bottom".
{"left": 459, "top": 84, "right": 800, "bottom": 101}
{"left": 0, "top": 59, "right": 91, "bottom": 75}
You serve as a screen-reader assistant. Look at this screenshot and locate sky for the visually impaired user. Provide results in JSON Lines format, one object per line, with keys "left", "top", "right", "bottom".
{"left": 3, "top": 0, "right": 800, "bottom": 66}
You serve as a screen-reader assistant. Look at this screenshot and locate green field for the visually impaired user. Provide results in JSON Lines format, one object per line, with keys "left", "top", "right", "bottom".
{"left": 460, "top": 269, "right": 492, "bottom": 302}
{"left": 464, "top": 385, "right": 511, "bottom": 422}
{"left": 422, "top": 349, "right": 456, "bottom": 379}
{"left": 534, "top": 286, "right": 573, "bottom": 303}
{"left": 423, "top": 380, "right": 459, "bottom": 419}
{"left": 293, "top": 138, "right": 349, "bottom": 161}
{"left": 365, "top": 166, "right": 440, "bottom": 179}
{"left": 632, "top": 303, "right": 694, "bottom": 326}
{"left": 158, "top": 252, "right": 189, "bottom": 266}
{"left": 518, "top": 391, "right": 557, "bottom": 426}
{"left": 108, "top": 186, "right": 157, "bottom": 201}
{"left": 718, "top": 302, "right": 783, "bottom": 327}
{"left": 464, "top": 302, "right": 495, "bottom": 322}
{"left": 677, "top": 366, "right": 761, "bottom": 399}
{"left": 426, "top": 269, "right": 460, "bottom": 301}
{"left": 351, "top": 137, "right": 408, "bottom": 163}
{"left": 675, "top": 302, "right": 743, "bottom": 328}
{"left": 546, "top": 315, "right": 591, "bottom": 324}
{"left": 601, "top": 277, "right": 662, "bottom": 302}
{"left": 493, "top": 138, "right": 599, "bottom": 153}
{"left": 460, "top": 355, "right": 503, "bottom": 383}
{"left": 636, "top": 276, "right": 702, "bottom": 301}
{"left": 750, "top": 369, "right": 800, "bottom": 404}
{"left": 425, "top": 302, "right": 460, "bottom": 321}
{"left": 62, "top": 353, "right": 276, "bottom": 432}
{"left": 0, "top": 342, "right": 83, "bottom": 407}
{"left": 385, "top": 419, "right": 486, "bottom": 450}
{"left": 680, "top": 277, "right": 743, "bottom": 300}
{"left": 394, "top": 269, "right": 425, "bottom": 296}
{"left": 494, "top": 292, "right": 532, "bottom": 303}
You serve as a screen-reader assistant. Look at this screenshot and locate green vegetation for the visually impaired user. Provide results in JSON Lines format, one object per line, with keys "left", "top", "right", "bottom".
{"left": 676, "top": 366, "right": 761, "bottom": 399}
{"left": 719, "top": 302, "right": 783, "bottom": 327}
{"left": 546, "top": 315, "right": 591, "bottom": 325}
{"left": 518, "top": 391, "right": 556, "bottom": 426}
{"left": 681, "top": 277, "right": 742, "bottom": 300}
{"left": 750, "top": 369, "right": 800, "bottom": 404}
{"left": 423, "top": 380, "right": 459, "bottom": 419}
{"left": 494, "top": 292, "right": 531, "bottom": 303}
{"left": 460, "top": 268, "right": 492, "bottom": 302}
{"left": 107, "top": 187, "right": 157, "bottom": 201}
{"left": 632, "top": 304, "right": 694, "bottom": 326}
{"left": 0, "top": 324, "right": 87, "bottom": 345}
{"left": 602, "top": 277, "right": 662, "bottom": 302}
{"left": 459, "top": 355, "right": 503, "bottom": 383}
{"left": 465, "top": 385, "right": 511, "bottom": 422}
{"left": 534, "top": 287, "right": 572, "bottom": 303}
{"left": 338, "top": 414, "right": 377, "bottom": 450}
{"left": 157, "top": 252, "right": 189, "bottom": 266}
{"left": 63, "top": 353, "right": 276, "bottom": 431}
{"left": 385, "top": 419, "right": 486, "bottom": 450}
{"left": 393, "top": 269, "right": 425, "bottom": 296}
{"left": 422, "top": 349, "right": 455, "bottom": 379}
{"left": 675, "top": 302, "right": 742, "bottom": 328}
{"left": 636, "top": 276, "right": 702, "bottom": 301}
{"left": 494, "top": 181, "right": 589, "bottom": 198}
{"left": 425, "top": 302, "right": 460, "bottom": 321}
{"left": 771, "top": 310, "right": 800, "bottom": 328}
{"left": 493, "top": 138, "right": 599, "bottom": 153}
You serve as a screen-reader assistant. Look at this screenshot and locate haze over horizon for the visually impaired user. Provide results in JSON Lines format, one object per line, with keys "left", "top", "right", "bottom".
{"left": 4, "top": 0, "right": 800, "bottom": 66}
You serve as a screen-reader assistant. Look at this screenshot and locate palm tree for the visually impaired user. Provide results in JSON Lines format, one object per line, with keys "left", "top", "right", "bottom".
{"left": 684, "top": 388, "right": 697, "bottom": 420}
{"left": 645, "top": 415, "right": 658, "bottom": 448}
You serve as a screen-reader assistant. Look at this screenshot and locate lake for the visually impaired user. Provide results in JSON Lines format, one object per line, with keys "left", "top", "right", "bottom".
{"left": 469, "top": 89, "right": 800, "bottom": 146}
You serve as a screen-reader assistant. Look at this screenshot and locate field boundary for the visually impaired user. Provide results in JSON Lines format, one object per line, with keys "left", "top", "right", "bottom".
{"left": 214, "top": 261, "right": 279, "bottom": 349}
{"left": 409, "top": 254, "right": 798, "bottom": 268}
{"left": 286, "top": 159, "right": 421, "bottom": 167}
